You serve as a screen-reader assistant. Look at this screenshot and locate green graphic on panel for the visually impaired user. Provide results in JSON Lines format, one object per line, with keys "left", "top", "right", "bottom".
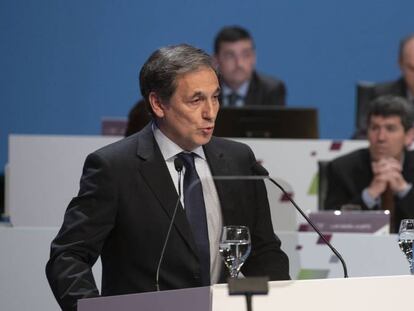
{"left": 297, "top": 269, "right": 329, "bottom": 280}
{"left": 307, "top": 172, "right": 318, "bottom": 195}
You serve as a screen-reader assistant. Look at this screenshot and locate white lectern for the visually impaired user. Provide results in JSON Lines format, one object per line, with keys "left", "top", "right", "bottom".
{"left": 79, "top": 276, "right": 413, "bottom": 311}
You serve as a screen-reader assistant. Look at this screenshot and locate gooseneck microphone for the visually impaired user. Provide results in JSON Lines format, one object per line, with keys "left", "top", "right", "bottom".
{"left": 155, "top": 157, "right": 184, "bottom": 291}
{"left": 252, "top": 162, "right": 348, "bottom": 278}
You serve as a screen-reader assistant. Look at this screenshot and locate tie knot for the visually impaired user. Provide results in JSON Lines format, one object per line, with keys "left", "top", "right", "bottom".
{"left": 227, "top": 92, "right": 240, "bottom": 106}
{"left": 177, "top": 152, "right": 196, "bottom": 169}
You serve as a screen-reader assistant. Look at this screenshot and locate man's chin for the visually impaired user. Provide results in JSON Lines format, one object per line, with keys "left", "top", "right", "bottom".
{"left": 196, "top": 134, "right": 213, "bottom": 146}
{"left": 371, "top": 151, "right": 394, "bottom": 161}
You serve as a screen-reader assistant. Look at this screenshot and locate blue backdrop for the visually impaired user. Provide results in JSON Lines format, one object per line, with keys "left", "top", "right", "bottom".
{"left": 1, "top": 0, "right": 413, "bottom": 173}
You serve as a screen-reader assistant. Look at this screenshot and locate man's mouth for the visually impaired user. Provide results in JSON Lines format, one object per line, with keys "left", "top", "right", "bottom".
{"left": 200, "top": 126, "right": 214, "bottom": 134}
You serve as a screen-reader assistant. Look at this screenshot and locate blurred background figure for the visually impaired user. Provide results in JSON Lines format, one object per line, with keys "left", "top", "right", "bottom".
{"left": 354, "top": 34, "right": 414, "bottom": 138}
{"left": 324, "top": 95, "right": 414, "bottom": 233}
{"left": 213, "top": 25, "right": 287, "bottom": 107}
{"left": 125, "top": 99, "right": 151, "bottom": 137}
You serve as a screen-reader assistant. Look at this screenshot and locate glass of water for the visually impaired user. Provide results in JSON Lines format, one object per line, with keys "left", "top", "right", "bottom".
{"left": 398, "top": 219, "right": 414, "bottom": 275}
{"left": 219, "top": 225, "right": 251, "bottom": 278}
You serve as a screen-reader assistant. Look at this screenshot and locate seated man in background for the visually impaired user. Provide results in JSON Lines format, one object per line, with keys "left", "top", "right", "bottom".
{"left": 355, "top": 34, "right": 414, "bottom": 138}
{"left": 213, "top": 25, "right": 287, "bottom": 107}
{"left": 325, "top": 95, "right": 414, "bottom": 233}
{"left": 371, "top": 34, "right": 414, "bottom": 103}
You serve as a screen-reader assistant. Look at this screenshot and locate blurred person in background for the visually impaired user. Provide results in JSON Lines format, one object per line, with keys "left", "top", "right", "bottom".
{"left": 214, "top": 25, "right": 287, "bottom": 107}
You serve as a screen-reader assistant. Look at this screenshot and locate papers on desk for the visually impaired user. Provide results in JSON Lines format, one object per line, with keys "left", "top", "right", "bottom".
{"left": 299, "top": 211, "right": 390, "bottom": 234}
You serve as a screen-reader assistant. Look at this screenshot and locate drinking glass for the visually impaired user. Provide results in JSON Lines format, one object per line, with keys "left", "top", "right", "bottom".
{"left": 398, "top": 219, "right": 414, "bottom": 275}
{"left": 219, "top": 225, "right": 251, "bottom": 278}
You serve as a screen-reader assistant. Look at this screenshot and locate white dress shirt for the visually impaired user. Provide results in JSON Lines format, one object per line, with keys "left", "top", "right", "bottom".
{"left": 152, "top": 123, "right": 223, "bottom": 284}
{"left": 221, "top": 80, "right": 250, "bottom": 107}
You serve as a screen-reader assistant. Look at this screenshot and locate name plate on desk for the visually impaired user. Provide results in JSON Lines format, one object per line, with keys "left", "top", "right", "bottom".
{"left": 300, "top": 211, "right": 390, "bottom": 234}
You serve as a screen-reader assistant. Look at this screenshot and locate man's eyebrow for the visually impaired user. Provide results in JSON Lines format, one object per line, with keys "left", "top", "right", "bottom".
{"left": 189, "top": 87, "right": 221, "bottom": 98}
{"left": 190, "top": 91, "right": 204, "bottom": 98}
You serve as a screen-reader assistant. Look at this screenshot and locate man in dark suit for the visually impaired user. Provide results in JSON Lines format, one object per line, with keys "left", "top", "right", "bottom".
{"left": 213, "top": 26, "right": 286, "bottom": 107}
{"left": 325, "top": 95, "right": 414, "bottom": 233}
{"left": 355, "top": 34, "right": 414, "bottom": 138}
{"left": 46, "top": 44, "right": 290, "bottom": 310}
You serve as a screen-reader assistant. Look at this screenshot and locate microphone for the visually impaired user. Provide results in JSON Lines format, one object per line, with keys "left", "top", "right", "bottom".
{"left": 155, "top": 157, "right": 184, "bottom": 291}
{"left": 252, "top": 162, "right": 348, "bottom": 278}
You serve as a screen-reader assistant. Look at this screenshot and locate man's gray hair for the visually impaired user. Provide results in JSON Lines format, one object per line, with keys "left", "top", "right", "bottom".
{"left": 139, "top": 44, "right": 217, "bottom": 111}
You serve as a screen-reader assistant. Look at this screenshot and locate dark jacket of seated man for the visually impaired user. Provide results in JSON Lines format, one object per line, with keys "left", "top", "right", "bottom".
{"left": 325, "top": 148, "right": 414, "bottom": 232}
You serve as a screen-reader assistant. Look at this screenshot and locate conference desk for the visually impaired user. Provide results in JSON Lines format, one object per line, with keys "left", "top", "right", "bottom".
{"left": 212, "top": 275, "right": 413, "bottom": 311}
{"left": 0, "top": 227, "right": 409, "bottom": 311}
{"left": 79, "top": 276, "right": 414, "bottom": 311}
{"left": 6, "top": 134, "right": 371, "bottom": 227}
{"left": 2, "top": 135, "right": 412, "bottom": 310}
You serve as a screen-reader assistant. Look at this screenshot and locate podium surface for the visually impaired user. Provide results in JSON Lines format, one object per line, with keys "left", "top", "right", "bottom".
{"left": 214, "top": 276, "right": 413, "bottom": 310}
{"left": 79, "top": 276, "right": 413, "bottom": 311}
{"left": 78, "top": 286, "right": 211, "bottom": 311}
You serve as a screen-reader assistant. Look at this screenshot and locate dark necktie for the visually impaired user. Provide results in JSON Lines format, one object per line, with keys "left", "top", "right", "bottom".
{"left": 227, "top": 92, "right": 239, "bottom": 106}
{"left": 177, "top": 152, "right": 210, "bottom": 285}
{"left": 381, "top": 186, "right": 396, "bottom": 233}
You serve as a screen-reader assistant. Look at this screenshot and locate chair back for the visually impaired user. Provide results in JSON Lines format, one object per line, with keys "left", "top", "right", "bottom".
{"left": 317, "top": 160, "right": 331, "bottom": 210}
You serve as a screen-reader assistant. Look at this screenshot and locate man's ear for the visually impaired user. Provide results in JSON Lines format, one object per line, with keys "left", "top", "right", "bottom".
{"left": 148, "top": 92, "right": 165, "bottom": 118}
{"left": 404, "top": 127, "right": 414, "bottom": 147}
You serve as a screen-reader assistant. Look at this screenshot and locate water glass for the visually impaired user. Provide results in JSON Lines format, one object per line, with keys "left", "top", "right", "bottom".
{"left": 398, "top": 219, "right": 414, "bottom": 275}
{"left": 219, "top": 225, "right": 251, "bottom": 278}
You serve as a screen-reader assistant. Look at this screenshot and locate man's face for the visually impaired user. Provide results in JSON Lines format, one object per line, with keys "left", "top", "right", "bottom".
{"left": 400, "top": 38, "right": 414, "bottom": 95}
{"left": 151, "top": 67, "right": 220, "bottom": 151}
{"left": 215, "top": 39, "right": 256, "bottom": 89}
{"left": 368, "top": 115, "right": 412, "bottom": 161}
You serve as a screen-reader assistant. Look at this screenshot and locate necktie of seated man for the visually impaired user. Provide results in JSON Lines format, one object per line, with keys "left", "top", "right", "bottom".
{"left": 177, "top": 152, "right": 210, "bottom": 285}
{"left": 227, "top": 92, "right": 240, "bottom": 106}
{"left": 381, "top": 186, "right": 395, "bottom": 233}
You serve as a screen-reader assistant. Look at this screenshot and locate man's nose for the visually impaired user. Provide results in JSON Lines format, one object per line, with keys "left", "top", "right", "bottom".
{"left": 202, "top": 101, "right": 216, "bottom": 120}
{"left": 234, "top": 54, "right": 243, "bottom": 67}
{"left": 377, "top": 128, "right": 387, "bottom": 140}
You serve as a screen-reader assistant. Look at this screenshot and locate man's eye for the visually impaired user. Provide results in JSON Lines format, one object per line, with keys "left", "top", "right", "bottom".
{"left": 190, "top": 98, "right": 201, "bottom": 104}
{"left": 223, "top": 53, "right": 235, "bottom": 60}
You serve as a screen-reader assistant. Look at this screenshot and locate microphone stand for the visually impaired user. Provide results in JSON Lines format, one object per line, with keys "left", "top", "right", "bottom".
{"left": 264, "top": 176, "right": 348, "bottom": 278}
{"left": 155, "top": 158, "right": 184, "bottom": 291}
{"left": 211, "top": 171, "right": 349, "bottom": 279}
{"left": 251, "top": 162, "right": 348, "bottom": 278}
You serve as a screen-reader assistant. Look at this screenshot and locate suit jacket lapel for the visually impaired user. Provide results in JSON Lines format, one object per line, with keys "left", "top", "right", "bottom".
{"left": 135, "top": 124, "right": 199, "bottom": 256}
{"left": 353, "top": 149, "right": 374, "bottom": 193}
{"left": 403, "top": 150, "right": 414, "bottom": 180}
{"left": 204, "top": 138, "right": 237, "bottom": 225}
{"left": 244, "top": 71, "right": 259, "bottom": 106}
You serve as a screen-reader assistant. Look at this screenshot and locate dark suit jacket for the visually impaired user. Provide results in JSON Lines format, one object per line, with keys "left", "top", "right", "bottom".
{"left": 220, "top": 71, "right": 286, "bottom": 106}
{"left": 324, "top": 148, "right": 414, "bottom": 232}
{"left": 46, "top": 124, "right": 290, "bottom": 311}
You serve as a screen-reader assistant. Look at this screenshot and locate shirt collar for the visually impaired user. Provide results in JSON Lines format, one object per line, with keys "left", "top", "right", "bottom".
{"left": 221, "top": 79, "right": 250, "bottom": 98}
{"left": 152, "top": 122, "right": 206, "bottom": 161}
